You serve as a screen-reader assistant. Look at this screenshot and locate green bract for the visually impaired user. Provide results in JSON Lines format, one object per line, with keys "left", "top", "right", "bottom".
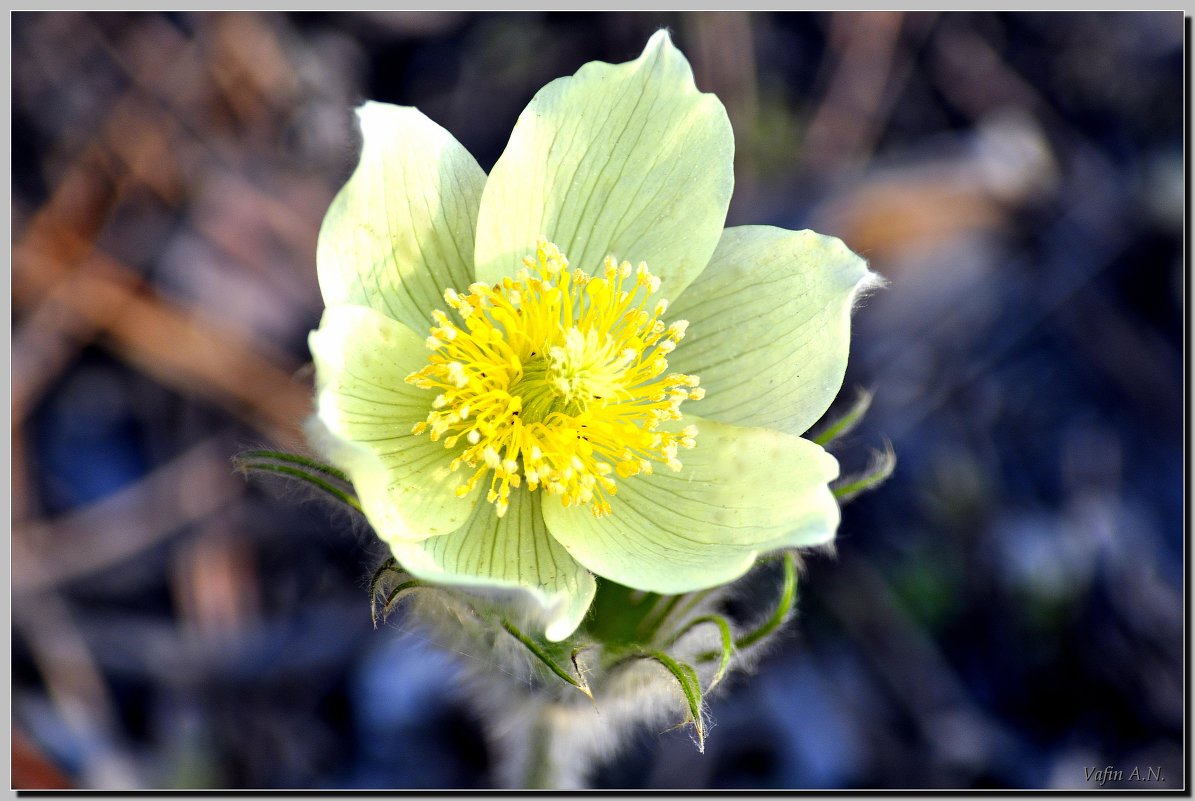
{"left": 308, "top": 31, "right": 878, "bottom": 642}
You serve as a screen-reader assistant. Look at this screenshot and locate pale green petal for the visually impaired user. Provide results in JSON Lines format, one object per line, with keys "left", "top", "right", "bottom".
{"left": 307, "top": 305, "right": 479, "bottom": 541}
{"left": 317, "top": 101, "right": 486, "bottom": 332}
{"left": 666, "top": 226, "right": 880, "bottom": 437}
{"left": 474, "top": 30, "right": 733, "bottom": 298}
{"left": 390, "top": 489, "right": 597, "bottom": 641}
{"left": 541, "top": 416, "right": 840, "bottom": 594}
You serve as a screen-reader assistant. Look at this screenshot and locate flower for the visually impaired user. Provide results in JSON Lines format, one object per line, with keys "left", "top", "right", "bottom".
{"left": 307, "top": 31, "right": 878, "bottom": 642}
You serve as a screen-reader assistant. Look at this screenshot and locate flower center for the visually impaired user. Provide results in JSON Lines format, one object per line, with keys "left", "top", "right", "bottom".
{"left": 406, "top": 240, "right": 702, "bottom": 518}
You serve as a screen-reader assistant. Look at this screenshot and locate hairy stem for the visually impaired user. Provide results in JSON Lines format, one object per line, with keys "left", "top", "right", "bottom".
{"left": 523, "top": 705, "right": 555, "bottom": 789}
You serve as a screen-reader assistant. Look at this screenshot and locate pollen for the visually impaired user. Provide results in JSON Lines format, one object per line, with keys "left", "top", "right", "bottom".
{"left": 405, "top": 239, "right": 701, "bottom": 518}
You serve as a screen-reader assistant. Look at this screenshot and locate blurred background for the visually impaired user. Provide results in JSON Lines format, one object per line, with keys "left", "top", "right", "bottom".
{"left": 11, "top": 11, "right": 1185, "bottom": 790}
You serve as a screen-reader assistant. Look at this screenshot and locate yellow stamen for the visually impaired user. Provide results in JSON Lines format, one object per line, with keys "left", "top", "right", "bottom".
{"left": 406, "top": 239, "right": 700, "bottom": 518}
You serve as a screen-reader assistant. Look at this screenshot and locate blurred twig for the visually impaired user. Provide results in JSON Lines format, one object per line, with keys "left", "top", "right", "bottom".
{"left": 687, "top": 13, "right": 759, "bottom": 169}
{"left": 14, "top": 592, "right": 140, "bottom": 788}
{"left": 817, "top": 556, "right": 1015, "bottom": 772}
{"left": 12, "top": 725, "right": 74, "bottom": 790}
{"left": 13, "top": 12, "right": 321, "bottom": 449}
{"left": 13, "top": 238, "right": 311, "bottom": 444}
{"left": 13, "top": 436, "right": 244, "bottom": 596}
{"left": 799, "top": 12, "right": 909, "bottom": 177}
{"left": 172, "top": 525, "right": 262, "bottom": 648}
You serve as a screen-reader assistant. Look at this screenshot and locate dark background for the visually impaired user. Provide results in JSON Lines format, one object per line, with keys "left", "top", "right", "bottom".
{"left": 11, "top": 11, "right": 1185, "bottom": 789}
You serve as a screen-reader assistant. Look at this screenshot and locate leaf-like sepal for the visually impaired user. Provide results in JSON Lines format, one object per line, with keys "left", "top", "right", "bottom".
{"left": 501, "top": 619, "right": 593, "bottom": 700}
{"left": 647, "top": 651, "right": 706, "bottom": 752}
{"left": 233, "top": 449, "right": 362, "bottom": 512}
{"left": 734, "top": 551, "right": 798, "bottom": 652}
{"left": 832, "top": 440, "right": 897, "bottom": 502}
{"left": 811, "top": 387, "right": 874, "bottom": 447}
{"left": 670, "top": 614, "right": 734, "bottom": 691}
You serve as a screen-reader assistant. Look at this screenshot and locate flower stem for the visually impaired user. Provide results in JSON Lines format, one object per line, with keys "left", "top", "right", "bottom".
{"left": 636, "top": 593, "right": 683, "bottom": 641}
{"left": 523, "top": 705, "right": 555, "bottom": 789}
